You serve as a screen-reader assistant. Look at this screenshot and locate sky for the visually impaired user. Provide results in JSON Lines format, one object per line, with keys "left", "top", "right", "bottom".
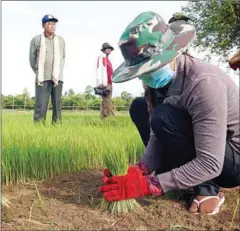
{"left": 2, "top": 1, "right": 239, "bottom": 97}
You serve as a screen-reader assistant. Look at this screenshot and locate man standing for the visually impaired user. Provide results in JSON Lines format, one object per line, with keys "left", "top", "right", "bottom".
{"left": 29, "top": 14, "right": 65, "bottom": 124}
{"left": 96, "top": 43, "right": 115, "bottom": 119}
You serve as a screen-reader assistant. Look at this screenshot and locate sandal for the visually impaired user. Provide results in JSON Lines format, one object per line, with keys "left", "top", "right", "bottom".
{"left": 191, "top": 194, "right": 225, "bottom": 215}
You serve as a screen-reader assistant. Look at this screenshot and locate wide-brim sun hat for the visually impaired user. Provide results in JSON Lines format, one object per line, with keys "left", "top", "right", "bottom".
{"left": 112, "top": 11, "right": 196, "bottom": 83}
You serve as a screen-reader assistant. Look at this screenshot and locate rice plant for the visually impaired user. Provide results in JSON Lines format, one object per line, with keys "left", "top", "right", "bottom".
{"left": 2, "top": 111, "right": 145, "bottom": 185}
{"left": 99, "top": 142, "right": 141, "bottom": 214}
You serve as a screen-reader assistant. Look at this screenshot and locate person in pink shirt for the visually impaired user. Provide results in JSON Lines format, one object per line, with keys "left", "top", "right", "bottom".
{"left": 96, "top": 43, "right": 115, "bottom": 119}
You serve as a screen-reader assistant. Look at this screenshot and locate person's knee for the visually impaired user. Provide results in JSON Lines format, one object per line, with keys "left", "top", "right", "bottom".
{"left": 129, "top": 97, "right": 148, "bottom": 121}
{"left": 151, "top": 104, "right": 181, "bottom": 133}
{"left": 151, "top": 104, "right": 192, "bottom": 137}
{"left": 150, "top": 105, "right": 167, "bottom": 135}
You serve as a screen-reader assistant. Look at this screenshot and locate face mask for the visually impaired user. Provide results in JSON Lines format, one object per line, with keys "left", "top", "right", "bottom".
{"left": 139, "top": 63, "right": 176, "bottom": 89}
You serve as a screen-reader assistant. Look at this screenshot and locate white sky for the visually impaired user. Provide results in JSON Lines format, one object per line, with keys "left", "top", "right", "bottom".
{"left": 2, "top": 1, "right": 239, "bottom": 97}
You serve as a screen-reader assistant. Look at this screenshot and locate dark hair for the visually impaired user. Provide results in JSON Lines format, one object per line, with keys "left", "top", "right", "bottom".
{"left": 168, "top": 13, "right": 193, "bottom": 24}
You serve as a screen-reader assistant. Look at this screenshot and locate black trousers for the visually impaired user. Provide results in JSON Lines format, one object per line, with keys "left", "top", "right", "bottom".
{"left": 130, "top": 97, "right": 240, "bottom": 196}
{"left": 34, "top": 80, "right": 63, "bottom": 124}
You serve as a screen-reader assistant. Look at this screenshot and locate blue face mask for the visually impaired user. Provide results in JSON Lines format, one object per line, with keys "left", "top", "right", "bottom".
{"left": 139, "top": 63, "right": 176, "bottom": 89}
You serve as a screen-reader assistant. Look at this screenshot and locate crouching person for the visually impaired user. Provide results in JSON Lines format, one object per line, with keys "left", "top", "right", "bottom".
{"left": 99, "top": 11, "right": 240, "bottom": 215}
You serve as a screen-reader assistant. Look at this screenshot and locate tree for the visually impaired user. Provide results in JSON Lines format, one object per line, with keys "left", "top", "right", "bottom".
{"left": 121, "top": 91, "right": 132, "bottom": 101}
{"left": 120, "top": 91, "right": 133, "bottom": 107}
{"left": 182, "top": 0, "right": 240, "bottom": 61}
{"left": 84, "top": 85, "right": 94, "bottom": 100}
{"left": 68, "top": 89, "right": 75, "bottom": 97}
{"left": 22, "top": 88, "right": 31, "bottom": 109}
{"left": 113, "top": 97, "right": 127, "bottom": 111}
{"left": 84, "top": 85, "right": 94, "bottom": 95}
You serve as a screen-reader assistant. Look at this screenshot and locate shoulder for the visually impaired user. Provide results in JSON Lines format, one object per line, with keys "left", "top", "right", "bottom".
{"left": 185, "top": 55, "right": 228, "bottom": 81}
{"left": 57, "top": 35, "right": 65, "bottom": 44}
{"left": 98, "top": 54, "right": 106, "bottom": 60}
{"left": 183, "top": 55, "right": 232, "bottom": 93}
{"left": 31, "top": 34, "right": 41, "bottom": 44}
{"left": 181, "top": 55, "right": 230, "bottom": 104}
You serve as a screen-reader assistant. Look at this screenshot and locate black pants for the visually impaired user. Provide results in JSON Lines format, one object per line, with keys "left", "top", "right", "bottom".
{"left": 130, "top": 97, "right": 240, "bottom": 196}
{"left": 34, "top": 80, "right": 63, "bottom": 124}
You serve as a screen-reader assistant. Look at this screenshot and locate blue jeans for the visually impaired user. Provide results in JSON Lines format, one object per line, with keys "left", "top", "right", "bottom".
{"left": 130, "top": 97, "right": 240, "bottom": 196}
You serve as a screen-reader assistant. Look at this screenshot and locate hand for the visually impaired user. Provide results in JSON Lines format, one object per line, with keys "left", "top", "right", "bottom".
{"left": 98, "top": 84, "right": 104, "bottom": 88}
{"left": 101, "top": 164, "right": 146, "bottom": 185}
{"left": 101, "top": 168, "right": 112, "bottom": 184}
{"left": 99, "top": 166, "right": 151, "bottom": 201}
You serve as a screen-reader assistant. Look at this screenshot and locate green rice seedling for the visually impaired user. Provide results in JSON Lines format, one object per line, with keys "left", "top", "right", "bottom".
{"left": 1, "top": 195, "right": 11, "bottom": 208}
{"left": 2, "top": 111, "right": 143, "bottom": 185}
{"left": 99, "top": 142, "right": 141, "bottom": 214}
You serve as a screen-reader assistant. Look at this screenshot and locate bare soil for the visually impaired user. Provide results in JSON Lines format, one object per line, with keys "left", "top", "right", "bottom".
{"left": 2, "top": 170, "right": 240, "bottom": 230}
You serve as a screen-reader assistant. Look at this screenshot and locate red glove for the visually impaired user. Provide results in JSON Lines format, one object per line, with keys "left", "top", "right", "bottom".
{"left": 101, "top": 162, "right": 150, "bottom": 183}
{"left": 101, "top": 168, "right": 113, "bottom": 184}
{"left": 99, "top": 166, "right": 151, "bottom": 201}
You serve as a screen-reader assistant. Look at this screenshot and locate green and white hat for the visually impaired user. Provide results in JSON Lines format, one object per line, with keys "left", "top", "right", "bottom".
{"left": 113, "top": 11, "right": 196, "bottom": 83}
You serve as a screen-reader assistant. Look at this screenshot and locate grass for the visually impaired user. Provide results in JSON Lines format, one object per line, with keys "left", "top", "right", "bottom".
{"left": 2, "top": 111, "right": 144, "bottom": 185}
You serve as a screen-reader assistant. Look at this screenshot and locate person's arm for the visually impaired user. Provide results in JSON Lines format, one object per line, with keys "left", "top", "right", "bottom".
{"left": 136, "top": 129, "right": 162, "bottom": 174}
{"left": 29, "top": 37, "right": 37, "bottom": 73}
{"left": 96, "top": 55, "right": 104, "bottom": 87}
{"left": 157, "top": 77, "right": 228, "bottom": 192}
{"left": 62, "top": 38, "right": 66, "bottom": 67}
{"left": 96, "top": 56, "right": 101, "bottom": 86}
{"left": 96, "top": 55, "right": 108, "bottom": 87}
{"left": 102, "top": 56, "right": 108, "bottom": 86}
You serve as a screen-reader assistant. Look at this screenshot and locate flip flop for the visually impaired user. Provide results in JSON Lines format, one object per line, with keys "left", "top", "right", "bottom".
{"left": 192, "top": 195, "right": 225, "bottom": 215}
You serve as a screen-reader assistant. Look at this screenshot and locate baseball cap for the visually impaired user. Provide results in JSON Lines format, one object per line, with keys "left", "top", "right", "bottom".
{"left": 42, "top": 14, "right": 58, "bottom": 24}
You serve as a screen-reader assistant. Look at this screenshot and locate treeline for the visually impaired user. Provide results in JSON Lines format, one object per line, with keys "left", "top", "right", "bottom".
{"left": 1, "top": 86, "right": 141, "bottom": 111}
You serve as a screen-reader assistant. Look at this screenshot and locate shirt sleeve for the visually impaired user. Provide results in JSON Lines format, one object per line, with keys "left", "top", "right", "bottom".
{"left": 102, "top": 57, "right": 108, "bottom": 86}
{"left": 63, "top": 38, "right": 66, "bottom": 66}
{"left": 96, "top": 56, "right": 101, "bottom": 86}
{"left": 29, "top": 38, "right": 37, "bottom": 73}
{"left": 157, "top": 77, "right": 228, "bottom": 192}
{"left": 96, "top": 55, "right": 106, "bottom": 86}
{"left": 139, "top": 129, "right": 162, "bottom": 173}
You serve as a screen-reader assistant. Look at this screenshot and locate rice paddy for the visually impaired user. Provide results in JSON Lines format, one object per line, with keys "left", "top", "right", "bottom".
{"left": 2, "top": 111, "right": 144, "bottom": 185}
{"left": 2, "top": 111, "right": 239, "bottom": 230}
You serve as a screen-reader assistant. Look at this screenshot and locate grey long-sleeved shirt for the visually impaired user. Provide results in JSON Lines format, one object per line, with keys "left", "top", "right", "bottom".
{"left": 29, "top": 34, "right": 65, "bottom": 82}
{"left": 140, "top": 54, "right": 239, "bottom": 193}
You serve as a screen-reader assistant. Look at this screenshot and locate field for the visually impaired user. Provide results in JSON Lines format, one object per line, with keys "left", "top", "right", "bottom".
{"left": 1, "top": 111, "right": 240, "bottom": 230}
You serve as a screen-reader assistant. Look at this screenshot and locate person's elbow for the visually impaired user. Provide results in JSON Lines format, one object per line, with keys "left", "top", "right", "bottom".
{"left": 205, "top": 156, "right": 223, "bottom": 179}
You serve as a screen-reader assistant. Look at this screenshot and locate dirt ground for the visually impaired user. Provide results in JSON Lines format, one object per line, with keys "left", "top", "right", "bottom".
{"left": 2, "top": 170, "right": 240, "bottom": 231}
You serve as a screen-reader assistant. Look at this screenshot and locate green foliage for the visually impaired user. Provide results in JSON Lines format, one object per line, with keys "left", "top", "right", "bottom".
{"left": 2, "top": 87, "right": 136, "bottom": 111}
{"left": 182, "top": 0, "right": 240, "bottom": 60}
